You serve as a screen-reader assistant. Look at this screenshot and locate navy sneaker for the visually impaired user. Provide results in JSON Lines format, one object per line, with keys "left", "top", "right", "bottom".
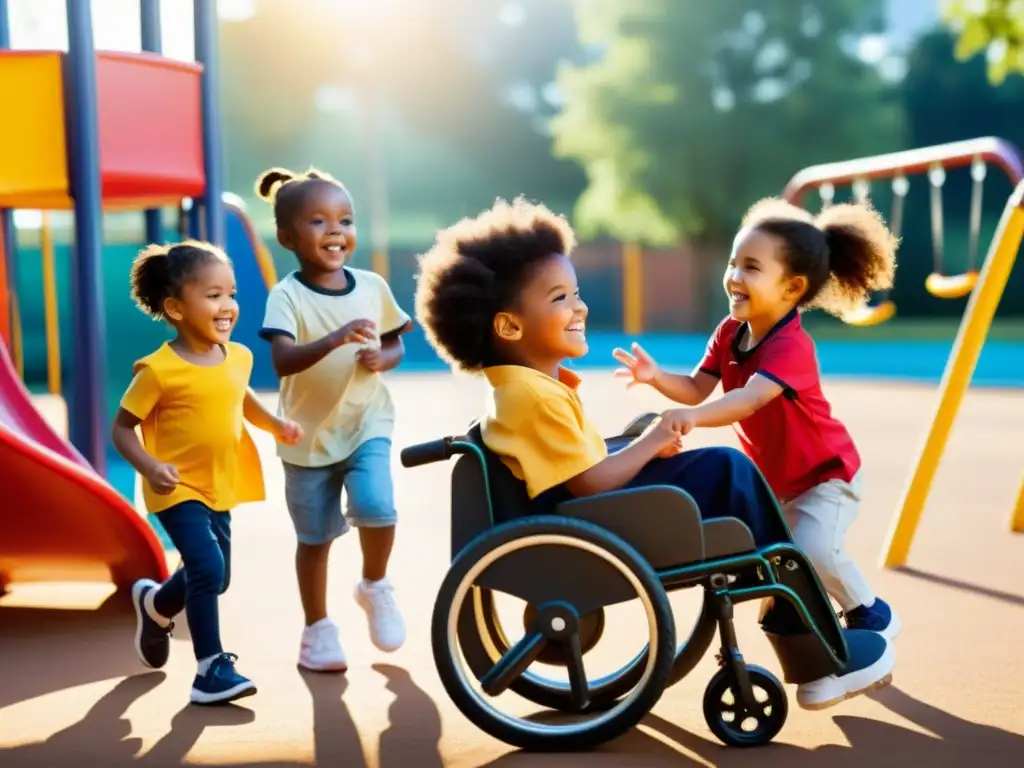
{"left": 797, "top": 629, "right": 894, "bottom": 710}
{"left": 131, "top": 578, "right": 173, "bottom": 669}
{"left": 845, "top": 598, "right": 902, "bottom": 641}
{"left": 190, "top": 653, "right": 257, "bottom": 705}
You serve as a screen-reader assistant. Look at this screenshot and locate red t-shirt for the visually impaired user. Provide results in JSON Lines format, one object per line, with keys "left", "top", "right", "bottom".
{"left": 697, "top": 310, "right": 860, "bottom": 500}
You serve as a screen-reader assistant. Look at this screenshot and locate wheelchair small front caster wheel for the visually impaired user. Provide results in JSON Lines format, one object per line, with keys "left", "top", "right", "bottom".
{"left": 702, "top": 664, "right": 787, "bottom": 747}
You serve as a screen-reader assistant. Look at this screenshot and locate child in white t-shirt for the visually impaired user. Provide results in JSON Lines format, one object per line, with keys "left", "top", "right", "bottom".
{"left": 256, "top": 166, "right": 412, "bottom": 672}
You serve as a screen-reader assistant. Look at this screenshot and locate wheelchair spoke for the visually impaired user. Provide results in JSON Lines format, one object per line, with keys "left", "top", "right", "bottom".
{"left": 480, "top": 630, "right": 547, "bottom": 697}
{"left": 565, "top": 632, "right": 591, "bottom": 712}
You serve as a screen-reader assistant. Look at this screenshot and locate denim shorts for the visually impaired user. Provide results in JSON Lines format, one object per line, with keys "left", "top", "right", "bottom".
{"left": 282, "top": 437, "right": 397, "bottom": 545}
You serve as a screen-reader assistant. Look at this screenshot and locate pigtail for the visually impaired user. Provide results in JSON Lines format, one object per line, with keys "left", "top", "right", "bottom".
{"left": 130, "top": 243, "right": 174, "bottom": 319}
{"left": 255, "top": 167, "right": 296, "bottom": 201}
{"left": 812, "top": 203, "right": 898, "bottom": 315}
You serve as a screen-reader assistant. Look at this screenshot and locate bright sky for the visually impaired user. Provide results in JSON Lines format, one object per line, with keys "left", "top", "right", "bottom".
{"left": 5, "top": 0, "right": 261, "bottom": 60}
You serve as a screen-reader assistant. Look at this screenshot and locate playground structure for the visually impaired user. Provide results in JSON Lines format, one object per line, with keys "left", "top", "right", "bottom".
{"left": 780, "top": 136, "right": 1024, "bottom": 564}
{"left": 0, "top": 0, "right": 278, "bottom": 592}
{"left": 0, "top": 2, "right": 1017, "bottom": 596}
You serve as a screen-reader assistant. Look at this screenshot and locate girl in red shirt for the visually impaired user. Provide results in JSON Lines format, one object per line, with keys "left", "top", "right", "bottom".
{"left": 616, "top": 197, "right": 901, "bottom": 660}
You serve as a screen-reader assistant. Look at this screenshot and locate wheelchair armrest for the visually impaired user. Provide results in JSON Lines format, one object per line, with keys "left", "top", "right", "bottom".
{"left": 618, "top": 412, "right": 659, "bottom": 439}
{"left": 605, "top": 412, "right": 660, "bottom": 453}
{"left": 555, "top": 485, "right": 705, "bottom": 569}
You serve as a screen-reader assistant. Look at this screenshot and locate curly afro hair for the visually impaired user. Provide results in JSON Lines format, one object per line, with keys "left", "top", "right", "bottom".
{"left": 414, "top": 197, "right": 576, "bottom": 372}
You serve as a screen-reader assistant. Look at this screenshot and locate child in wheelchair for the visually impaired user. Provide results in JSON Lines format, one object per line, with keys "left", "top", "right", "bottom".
{"left": 414, "top": 196, "right": 894, "bottom": 712}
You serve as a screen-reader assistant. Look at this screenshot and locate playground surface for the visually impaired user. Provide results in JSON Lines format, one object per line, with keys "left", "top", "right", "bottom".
{"left": 1, "top": 371, "right": 1023, "bottom": 767}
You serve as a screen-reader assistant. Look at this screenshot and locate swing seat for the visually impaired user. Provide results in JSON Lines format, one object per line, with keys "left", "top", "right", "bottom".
{"left": 925, "top": 271, "right": 978, "bottom": 300}
{"left": 842, "top": 299, "right": 895, "bottom": 327}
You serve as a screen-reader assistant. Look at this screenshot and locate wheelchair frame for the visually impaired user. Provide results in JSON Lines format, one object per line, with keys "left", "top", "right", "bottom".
{"left": 402, "top": 415, "right": 854, "bottom": 752}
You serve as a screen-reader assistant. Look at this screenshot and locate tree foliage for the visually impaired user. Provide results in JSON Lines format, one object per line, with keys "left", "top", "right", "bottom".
{"left": 551, "top": 0, "right": 904, "bottom": 247}
{"left": 941, "top": 0, "right": 1024, "bottom": 84}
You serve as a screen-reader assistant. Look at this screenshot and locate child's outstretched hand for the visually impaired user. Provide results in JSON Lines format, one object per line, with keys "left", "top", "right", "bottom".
{"left": 613, "top": 342, "right": 660, "bottom": 389}
{"left": 274, "top": 418, "right": 304, "bottom": 446}
{"left": 331, "top": 318, "right": 377, "bottom": 348}
{"left": 145, "top": 462, "right": 180, "bottom": 495}
{"left": 661, "top": 408, "right": 697, "bottom": 436}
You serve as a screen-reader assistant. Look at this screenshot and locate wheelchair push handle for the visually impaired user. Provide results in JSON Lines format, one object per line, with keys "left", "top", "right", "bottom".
{"left": 400, "top": 437, "right": 455, "bottom": 468}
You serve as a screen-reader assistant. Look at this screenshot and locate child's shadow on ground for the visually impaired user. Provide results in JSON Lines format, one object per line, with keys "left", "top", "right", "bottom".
{"left": 298, "top": 662, "right": 443, "bottom": 768}
{"left": 0, "top": 591, "right": 192, "bottom": 712}
{"left": 375, "top": 663, "right": 444, "bottom": 768}
{"left": 476, "top": 685, "right": 1024, "bottom": 767}
{"left": 0, "top": 672, "right": 264, "bottom": 768}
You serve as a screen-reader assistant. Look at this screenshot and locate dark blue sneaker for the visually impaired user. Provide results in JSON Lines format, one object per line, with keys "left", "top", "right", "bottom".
{"left": 797, "top": 629, "right": 894, "bottom": 710}
{"left": 845, "top": 598, "right": 901, "bottom": 640}
{"left": 131, "top": 578, "right": 173, "bottom": 669}
{"left": 190, "top": 653, "right": 257, "bottom": 705}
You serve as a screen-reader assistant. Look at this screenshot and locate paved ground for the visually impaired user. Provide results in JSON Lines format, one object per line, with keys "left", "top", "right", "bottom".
{"left": 2, "top": 372, "right": 1023, "bottom": 767}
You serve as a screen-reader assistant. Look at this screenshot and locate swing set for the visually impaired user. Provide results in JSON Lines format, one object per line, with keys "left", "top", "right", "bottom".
{"left": 783, "top": 136, "right": 1024, "bottom": 568}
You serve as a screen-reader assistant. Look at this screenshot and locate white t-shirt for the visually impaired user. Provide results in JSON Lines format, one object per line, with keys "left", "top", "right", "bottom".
{"left": 259, "top": 268, "right": 411, "bottom": 467}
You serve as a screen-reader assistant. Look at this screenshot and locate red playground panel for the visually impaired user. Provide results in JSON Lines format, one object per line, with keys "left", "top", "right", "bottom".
{"left": 95, "top": 51, "right": 206, "bottom": 204}
{"left": 0, "top": 50, "right": 205, "bottom": 210}
{"left": 0, "top": 341, "right": 168, "bottom": 591}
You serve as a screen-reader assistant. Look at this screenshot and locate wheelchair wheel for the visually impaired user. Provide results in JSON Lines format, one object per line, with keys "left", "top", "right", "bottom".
{"left": 460, "top": 581, "right": 717, "bottom": 714}
{"left": 433, "top": 516, "right": 676, "bottom": 752}
{"left": 702, "top": 665, "right": 788, "bottom": 747}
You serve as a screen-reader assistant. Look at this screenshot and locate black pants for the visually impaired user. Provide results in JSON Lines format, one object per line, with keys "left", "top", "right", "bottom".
{"left": 152, "top": 501, "right": 232, "bottom": 660}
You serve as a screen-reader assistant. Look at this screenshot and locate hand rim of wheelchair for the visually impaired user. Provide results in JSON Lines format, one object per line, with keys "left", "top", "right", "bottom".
{"left": 433, "top": 517, "right": 676, "bottom": 750}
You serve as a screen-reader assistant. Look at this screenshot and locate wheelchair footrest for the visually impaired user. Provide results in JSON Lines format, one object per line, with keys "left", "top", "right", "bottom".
{"left": 763, "top": 631, "right": 841, "bottom": 685}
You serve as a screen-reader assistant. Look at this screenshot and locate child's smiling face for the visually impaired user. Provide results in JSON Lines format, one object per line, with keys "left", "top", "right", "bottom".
{"left": 279, "top": 182, "right": 357, "bottom": 274}
{"left": 493, "top": 253, "right": 588, "bottom": 374}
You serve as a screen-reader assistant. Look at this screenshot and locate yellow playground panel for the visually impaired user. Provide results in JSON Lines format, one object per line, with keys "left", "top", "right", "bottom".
{"left": 783, "top": 137, "right": 1024, "bottom": 567}
{"left": 0, "top": 52, "right": 70, "bottom": 210}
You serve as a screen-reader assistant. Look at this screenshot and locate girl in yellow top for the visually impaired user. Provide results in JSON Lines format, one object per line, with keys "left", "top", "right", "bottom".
{"left": 111, "top": 240, "right": 301, "bottom": 706}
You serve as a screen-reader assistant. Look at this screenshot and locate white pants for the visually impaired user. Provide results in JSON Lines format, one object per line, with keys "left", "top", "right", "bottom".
{"left": 781, "top": 471, "right": 875, "bottom": 612}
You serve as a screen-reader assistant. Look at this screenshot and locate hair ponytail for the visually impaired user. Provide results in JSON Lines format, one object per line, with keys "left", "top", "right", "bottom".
{"left": 254, "top": 165, "right": 350, "bottom": 231}
{"left": 130, "top": 244, "right": 174, "bottom": 318}
{"left": 255, "top": 167, "right": 297, "bottom": 201}
{"left": 814, "top": 203, "right": 898, "bottom": 314}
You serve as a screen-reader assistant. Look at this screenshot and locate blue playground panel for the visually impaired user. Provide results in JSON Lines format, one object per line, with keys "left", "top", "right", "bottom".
{"left": 398, "top": 327, "right": 1024, "bottom": 387}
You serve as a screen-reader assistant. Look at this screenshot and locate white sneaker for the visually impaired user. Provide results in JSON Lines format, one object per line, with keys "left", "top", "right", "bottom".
{"left": 354, "top": 577, "right": 406, "bottom": 652}
{"left": 298, "top": 618, "right": 348, "bottom": 672}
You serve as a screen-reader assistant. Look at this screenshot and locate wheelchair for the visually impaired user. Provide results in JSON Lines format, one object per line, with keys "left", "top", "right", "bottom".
{"left": 401, "top": 414, "right": 858, "bottom": 752}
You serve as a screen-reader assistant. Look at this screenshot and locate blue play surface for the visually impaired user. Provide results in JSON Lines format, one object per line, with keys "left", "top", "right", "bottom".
{"left": 396, "top": 328, "right": 1024, "bottom": 388}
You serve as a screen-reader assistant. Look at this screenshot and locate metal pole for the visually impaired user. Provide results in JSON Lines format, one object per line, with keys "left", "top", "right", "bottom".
{"left": 193, "top": 0, "right": 225, "bottom": 247}
{"left": 64, "top": 0, "right": 108, "bottom": 475}
{"left": 0, "top": 0, "right": 18, "bottom": 358}
{"left": 140, "top": 0, "right": 163, "bottom": 245}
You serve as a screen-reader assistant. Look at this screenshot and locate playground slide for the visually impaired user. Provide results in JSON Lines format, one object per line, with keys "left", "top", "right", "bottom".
{"left": 0, "top": 338, "right": 169, "bottom": 591}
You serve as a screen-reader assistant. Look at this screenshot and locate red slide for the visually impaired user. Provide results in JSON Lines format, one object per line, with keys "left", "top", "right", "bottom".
{"left": 0, "top": 341, "right": 168, "bottom": 592}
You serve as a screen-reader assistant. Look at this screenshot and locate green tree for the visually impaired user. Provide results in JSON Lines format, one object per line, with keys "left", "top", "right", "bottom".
{"left": 941, "top": 0, "right": 1024, "bottom": 84}
{"left": 551, "top": 0, "right": 904, "bottom": 248}
{"left": 217, "top": 0, "right": 586, "bottom": 233}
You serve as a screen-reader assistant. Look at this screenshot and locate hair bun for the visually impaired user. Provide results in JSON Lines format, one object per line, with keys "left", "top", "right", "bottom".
{"left": 255, "top": 168, "right": 296, "bottom": 201}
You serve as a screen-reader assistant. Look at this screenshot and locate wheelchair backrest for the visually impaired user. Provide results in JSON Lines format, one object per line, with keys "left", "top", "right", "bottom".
{"left": 449, "top": 424, "right": 533, "bottom": 558}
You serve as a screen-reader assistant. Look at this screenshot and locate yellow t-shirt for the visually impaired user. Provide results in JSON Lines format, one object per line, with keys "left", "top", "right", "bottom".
{"left": 119, "top": 341, "right": 265, "bottom": 514}
{"left": 259, "top": 268, "right": 411, "bottom": 467}
{"left": 481, "top": 365, "right": 608, "bottom": 499}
